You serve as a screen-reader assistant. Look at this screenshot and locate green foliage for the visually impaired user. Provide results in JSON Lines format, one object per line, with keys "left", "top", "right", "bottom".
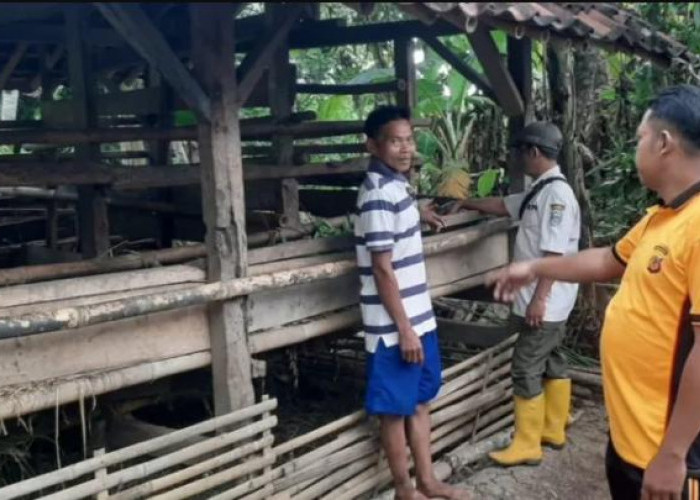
{"left": 476, "top": 169, "right": 502, "bottom": 198}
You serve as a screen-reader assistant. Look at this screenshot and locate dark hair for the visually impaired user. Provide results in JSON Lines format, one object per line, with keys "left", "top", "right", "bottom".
{"left": 648, "top": 84, "right": 700, "bottom": 153}
{"left": 363, "top": 105, "right": 411, "bottom": 139}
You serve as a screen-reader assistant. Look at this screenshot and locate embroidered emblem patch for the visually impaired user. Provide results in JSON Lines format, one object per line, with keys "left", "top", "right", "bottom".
{"left": 549, "top": 203, "right": 566, "bottom": 227}
{"left": 647, "top": 244, "right": 670, "bottom": 274}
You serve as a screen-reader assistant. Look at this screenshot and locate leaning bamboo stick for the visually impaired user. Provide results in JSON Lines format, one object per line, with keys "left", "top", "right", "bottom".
{"left": 441, "top": 334, "right": 517, "bottom": 379}
{"left": 40, "top": 416, "right": 277, "bottom": 500}
{"left": 110, "top": 435, "right": 275, "bottom": 500}
{"left": 273, "top": 410, "right": 366, "bottom": 456}
{"left": 293, "top": 454, "right": 379, "bottom": 500}
{"left": 438, "top": 348, "right": 513, "bottom": 397}
{"left": 432, "top": 362, "right": 511, "bottom": 412}
{"left": 0, "top": 398, "right": 277, "bottom": 500}
{"left": 239, "top": 483, "right": 276, "bottom": 500}
{"left": 204, "top": 469, "right": 280, "bottom": 500}
{"left": 274, "top": 438, "right": 379, "bottom": 491}
{"left": 0, "top": 217, "right": 511, "bottom": 339}
{"left": 150, "top": 454, "right": 276, "bottom": 500}
{"left": 328, "top": 396, "right": 513, "bottom": 500}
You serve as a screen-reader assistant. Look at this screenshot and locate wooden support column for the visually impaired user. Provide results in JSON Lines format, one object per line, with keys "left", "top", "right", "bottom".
{"left": 506, "top": 36, "right": 532, "bottom": 194}
{"left": 66, "top": 6, "right": 110, "bottom": 258}
{"left": 191, "top": 3, "right": 255, "bottom": 414}
{"left": 394, "top": 37, "right": 417, "bottom": 109}
{"left": 40, "top": 45, "right": 60, "bottom": 250}
{"left": 266, "top": 5, "right": 299, "bottom": 228}
{"left": 147, "top": 67, "right": 175, "bottom": 248}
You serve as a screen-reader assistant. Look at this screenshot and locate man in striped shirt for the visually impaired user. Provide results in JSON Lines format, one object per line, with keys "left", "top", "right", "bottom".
{"left": 355, "top": 106, "right": 468, "bottom": 500}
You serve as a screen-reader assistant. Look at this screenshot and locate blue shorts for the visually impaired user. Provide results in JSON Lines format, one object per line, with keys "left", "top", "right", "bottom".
{"left": 365, "top": 330, "right": 442, "bottom": 417}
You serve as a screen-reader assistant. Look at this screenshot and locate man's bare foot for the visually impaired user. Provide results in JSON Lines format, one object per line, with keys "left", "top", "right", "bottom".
{"left": 395, "top": 482, "right": 430, "bottom": 500}
{"left": 417, "top": 479, "right": 470, "bottom": 500}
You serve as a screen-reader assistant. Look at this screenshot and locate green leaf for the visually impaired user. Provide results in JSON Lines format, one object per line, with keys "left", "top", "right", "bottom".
{"left": 317, "top": 95, "right": 355, "bottom": 121}
{"left": 477, "top": 169, "right": 500, "bottom": 197}
{"left": 174, "top": 110, "right": 197, "bottom": 127}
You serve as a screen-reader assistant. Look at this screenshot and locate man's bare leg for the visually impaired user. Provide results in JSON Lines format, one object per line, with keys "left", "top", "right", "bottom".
{"left": 381, "top": 415, "right": 428, "bottom": 500}
{"left": 407, "top": 404, "right": 470, "bottom": 499}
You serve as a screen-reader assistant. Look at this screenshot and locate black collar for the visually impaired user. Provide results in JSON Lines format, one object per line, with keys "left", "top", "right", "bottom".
{"left": 368, "top": 157, "right": 409, "bottom": 184}
{"left": 666, "top": 180, "right": 700, "bottom": 209}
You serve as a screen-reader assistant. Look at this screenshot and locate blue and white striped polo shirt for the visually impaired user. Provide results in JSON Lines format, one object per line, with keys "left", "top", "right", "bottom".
{"left": 354, "top": 158, "right": 437, "bottom": 353}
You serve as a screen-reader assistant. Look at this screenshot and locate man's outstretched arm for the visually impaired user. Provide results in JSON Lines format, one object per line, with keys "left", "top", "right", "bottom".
{"left": 488, "top": 247, "right": 626, "bottom": 302}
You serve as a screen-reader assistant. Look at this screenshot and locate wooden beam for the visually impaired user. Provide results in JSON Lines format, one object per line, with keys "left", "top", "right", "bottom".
{"left": 506, "top": 36, "right": 532, "bottom": 193}
{"left": 421, "top": 36, "right": 495, "bottom": 101}
{"left": 65, "top": 5, "right": 110, "bottom": 259}
{"left": 295, "top": 81, "right": 399, "bottom": 95}
{"left": 394, "top": 37, "right": 416, "bottom": 109}
{"left": 0, "top": 41, "right": 29, "bottom": 90}
{"left": 95, "top": 2, "right": 212, "bottom": 122}
{"left": 466, "top": 27, "right": 524, "bottom": 117}
{"left": 0, "top": 119, "right": 432, "bottom": 145}
{"left": 237, "top": 4, "right": 304, "bottom": 105}
{"left": 191, "top": 3, "right": 255, "bottom": 414}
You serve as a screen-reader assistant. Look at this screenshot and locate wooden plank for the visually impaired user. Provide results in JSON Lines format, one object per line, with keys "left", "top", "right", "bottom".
{"left": 95, "top": 2, "right": 212, "bottom": 122}
{"left": 421, "top": 36, "right": 495, "bottom": 100}
{"left": 296, "top": 81, "right": 399, "bottom": 95}
{"left": 0, "top": 41, "right": 29, "bottom": 90}
{"left": 394, "top": 37, "right": 416, "bottom": 109}
{"left": 191, "top": 3, "right": 254, "bottom": 414}
{"left": 0, "top": 157, "right": 369, "bottom": 187}
{"left": 466, "top": 27, "right": 524, "bottom": 117}
{"left": 237, "top": 4, "right": 303, "bottom": 105}
{"left": 0, "top": 119, "right": 431, "bottom": 145}
{"left": 65, "top": 5, "right": 110, "bottom": 259}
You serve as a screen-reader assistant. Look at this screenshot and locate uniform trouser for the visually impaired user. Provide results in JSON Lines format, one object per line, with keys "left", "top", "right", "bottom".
{"left": 508, "top": 314, "right": 568, "bottom": 399}
{"left": 606, "top": 440, "right": 699, "bottom": 500}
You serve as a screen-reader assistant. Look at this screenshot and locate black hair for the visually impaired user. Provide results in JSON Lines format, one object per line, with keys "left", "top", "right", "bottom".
{"left": 363, "top": 105, "right": 411, "bottom": 140}
{"left": 648, "top": 84, "right": 700, "bottom": 153}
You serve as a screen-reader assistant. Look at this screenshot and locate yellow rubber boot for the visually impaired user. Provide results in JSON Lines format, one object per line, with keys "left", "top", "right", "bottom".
{"left": 541, "top": 378, "right": 572, "bottom": 449}
{"left": 488, "top": 394, "right": 545, "bottom": 466}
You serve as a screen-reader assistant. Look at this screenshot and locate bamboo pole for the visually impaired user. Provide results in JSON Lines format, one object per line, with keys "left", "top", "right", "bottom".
{"left": 147, "top": 454, "right": 276, "bottom": 500}
{"left": 0, "top": 218, "right": 510, "bottom": 339}
{"left": 273, "top": 410, "right": 366, "bottom": 456}
{"left": 570, "top": 369, "right": 603, "bottom": 387}
{"left": 0, "top": 352, "right": 212, "bottom": 421}
{"left": 0, "top": 245, "right": 207, "bottom": 286}
{"left": 39, "top": 417, "right": 277, "bottom": 500}
{"left": 293, "top": 454, "right": 378, "bottom": 500}
{"left": 0, "top": 398, "right": 277, "bottom": 499}
{"left": 110, "top": 435, "right": 274, "bottom": 500}
{"left": 207, "top": 470, "right": 280, "bottom": 500}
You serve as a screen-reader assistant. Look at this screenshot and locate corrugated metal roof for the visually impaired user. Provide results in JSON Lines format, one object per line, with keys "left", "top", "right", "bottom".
{"left": 397, "top": 2, "right": 697, "bottom": 67}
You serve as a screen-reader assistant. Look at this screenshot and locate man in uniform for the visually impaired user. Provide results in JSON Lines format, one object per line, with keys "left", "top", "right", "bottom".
{"left": 450, "top": 122, "right": 581, "bottom": 466}
{"left": 489, "top": 85, "right": 700, "bottom": 499}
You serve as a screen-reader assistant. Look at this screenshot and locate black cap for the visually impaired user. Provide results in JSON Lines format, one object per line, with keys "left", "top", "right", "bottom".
{"left": 509, "top": 121, "right": 563, "bottom": 156}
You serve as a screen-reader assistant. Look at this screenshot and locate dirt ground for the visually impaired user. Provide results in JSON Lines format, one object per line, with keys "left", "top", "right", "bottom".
{"left": 451, "top": 396, "right": 611, "bottom": 500}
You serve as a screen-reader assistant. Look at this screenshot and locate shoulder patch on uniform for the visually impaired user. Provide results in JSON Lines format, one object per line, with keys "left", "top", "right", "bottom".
{"left": 549, "top": 203, "right": 566, "bottom": 227}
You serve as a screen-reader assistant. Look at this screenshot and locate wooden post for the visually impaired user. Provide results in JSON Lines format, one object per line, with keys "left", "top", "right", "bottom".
{"left": 394, "top": 37, "right": 416, "bottom": 109}
{"left": 267, "top": 4, "right": 300, "bottom": 228}
{"left": 191, "top": 3, "right": 255, "bottom": 414}
{"left": 65, "top": 5, "right": 110, "bottom": 259}
{"left": 40, "top": 45, "right": 60, "bottom": 250}
{"left": 506, "top": 36, "right": 532, "bottom": 194}
{"left": 147, "top": 66, "right": 175, "bottom": 248}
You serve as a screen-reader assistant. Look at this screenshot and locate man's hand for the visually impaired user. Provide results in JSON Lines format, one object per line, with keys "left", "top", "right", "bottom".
{"left": 486, "top": 261, "right": 538, "bottom": 302}
{"left": 420, "top": 202, "right": 446, "bottom": 232}
{"left": 398, "top": 328, "right": 424, "bottom": 364}
{"left": 641, "top": 450, "right": 686, "bottom": 500}
{"left": 525, "top": 296, "right": 546, "bottom": 328}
